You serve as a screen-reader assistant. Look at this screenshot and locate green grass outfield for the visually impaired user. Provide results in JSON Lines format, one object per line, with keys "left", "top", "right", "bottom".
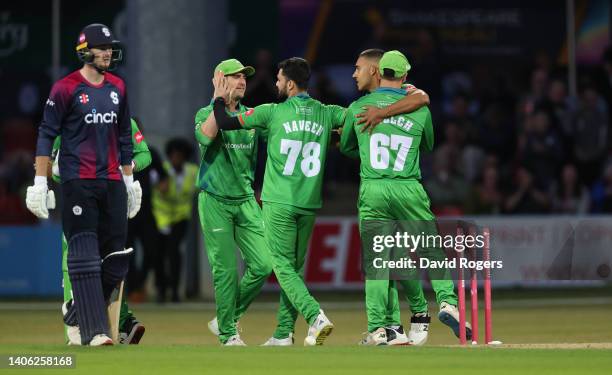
{"left": 1, "top": 294, "right": 611, "bottom": 374}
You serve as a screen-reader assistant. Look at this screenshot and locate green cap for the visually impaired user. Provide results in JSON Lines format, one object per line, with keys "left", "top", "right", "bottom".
{"left": 214, "top": 58, "right": 255, "bottom": 77}
{"left": 379, "top": 50, "right": 411, "bottom": 78}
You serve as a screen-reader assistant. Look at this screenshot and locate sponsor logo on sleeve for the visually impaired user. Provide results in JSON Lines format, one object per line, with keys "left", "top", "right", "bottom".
{"left": 134, "top": 131, "right": 144, "bottom": 143}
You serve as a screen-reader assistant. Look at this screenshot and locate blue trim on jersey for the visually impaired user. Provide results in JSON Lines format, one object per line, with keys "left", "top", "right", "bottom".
{"left": 375, "top": 87, "right": 406, "bottom": 95}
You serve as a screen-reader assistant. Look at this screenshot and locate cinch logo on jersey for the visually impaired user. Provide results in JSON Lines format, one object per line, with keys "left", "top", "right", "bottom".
{"left": 381, "top": 116, "right": 414, "bottom": 132}
{"left": 85, "top": 109, "right": 118, "bottom": 124}
{"left": 46, "top": 98, "right": 55, "bottom": 107}
{"left": 282, "top": 120, "right": 324, "bottom": 136}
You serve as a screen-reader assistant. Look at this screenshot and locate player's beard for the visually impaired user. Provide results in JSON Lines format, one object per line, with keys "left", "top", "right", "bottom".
{"left": 277, "top": 84, "right": 288, "bottom": 101}
{"left": 231, "top": 90, "right": 244, "bottom": 103}
{"left": 93, "top": 57, "right": 111, "bottom": 72}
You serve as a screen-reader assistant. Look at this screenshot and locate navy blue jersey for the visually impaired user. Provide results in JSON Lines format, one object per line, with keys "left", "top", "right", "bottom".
{"left": 36, "top": 70, "right": 132, "bottom": 182}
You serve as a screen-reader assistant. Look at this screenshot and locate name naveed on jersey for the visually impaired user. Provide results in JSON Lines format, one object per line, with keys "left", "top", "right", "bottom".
{"left": 282, "top": 120, "right": 324, "bottom": 136}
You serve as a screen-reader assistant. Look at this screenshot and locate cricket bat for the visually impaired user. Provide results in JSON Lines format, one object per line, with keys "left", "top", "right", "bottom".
{"left": 107, "top": 280, "right": 125, "bottom": 344}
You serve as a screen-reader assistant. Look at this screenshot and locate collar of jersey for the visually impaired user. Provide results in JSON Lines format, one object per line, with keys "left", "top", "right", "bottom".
{"left": 208, "top": 99, "right": 246, "bottom": 115}
{"left": 375, "top": 87, "right": 406, "bottom": 95}
{"left": 290, "top": 92, "right": 311, "bottom": 100}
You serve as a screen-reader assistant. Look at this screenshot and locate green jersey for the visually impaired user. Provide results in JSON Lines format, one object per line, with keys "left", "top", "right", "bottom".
{"left": 194, "top": 102, "right": 258, "bottom": 202}
{"left": 51, "top": 119, "right": 151, "bottom": 183}
{"left": 340, "top": 87, "right": 434, "bottom": 181}
{"left": 236, "top": 93, "right": 345, "bottom": 209}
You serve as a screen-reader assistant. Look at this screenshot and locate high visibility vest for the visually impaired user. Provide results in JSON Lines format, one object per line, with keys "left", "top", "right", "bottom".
{"left": 152, "top": 161, "right": 198, "bottom": 229}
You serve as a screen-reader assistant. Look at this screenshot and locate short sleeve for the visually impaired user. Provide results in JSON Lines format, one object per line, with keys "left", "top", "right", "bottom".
{"left": 237, "top": 103, "right": 274, "bottom": 130}
{"left": 328, "top": 105, "right": 347, "bottom": 129}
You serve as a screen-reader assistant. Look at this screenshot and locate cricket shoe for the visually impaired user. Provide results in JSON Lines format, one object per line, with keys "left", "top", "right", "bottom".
{"left": 89, "top": 334, "right": 114, "bottom": 346}
{"left": 407, "top": 313, "right": 431, "bottom": 346}
{"left": 62, "top": 300, "right": 81, "bottom": 346}
{"left": 438, "top": 302, "right": 472, "bottom": 340}
{"left": 119, "top": 316, "right": 146, "bottom": 344}
{"left": 359, "top": 327, "right": 387, "bottom": 346}
{"left": 261, "top": 333, "right": 294, "bottom": 346}
{"left": 304, "top": 310, "right": 334, "bottom": 346}
{"left": 224, "top": 335, "right": 246, "bottom": 346}
{"left": 385, "top": 325, "right": 409, "bottom": 345}
{"left": 207, "top": 317, "right": 240, "bottom": 337}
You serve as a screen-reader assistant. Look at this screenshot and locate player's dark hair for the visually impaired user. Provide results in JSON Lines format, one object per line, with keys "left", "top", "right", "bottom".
{"left": 278, "top": 57, "right": 311, "bottom": 89}
{"left": 382, "top": 69, "right": 404, "bottom": 80}
{"left": 359, "top": 49, "right": 385, "bottom": 61}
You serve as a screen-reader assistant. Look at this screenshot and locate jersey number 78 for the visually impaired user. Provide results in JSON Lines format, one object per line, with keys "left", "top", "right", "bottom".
{"left": 280, "top": 139, "right": 321, "bottom": 177}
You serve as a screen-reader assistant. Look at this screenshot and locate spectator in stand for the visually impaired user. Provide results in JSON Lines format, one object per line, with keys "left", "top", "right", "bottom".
{"left": 551, "top": 163, "right": 590, "bottom": 214}
{"left": 435, "top": 121, "right": 484, "bottom": 183}
{"left": 519, "top": 68, "right": 549, "bottom": 118}
{"left": 595, "top": 46, "right": 612, "bottom": 113}
{"left": 518, "top": 110, "right": 563, "bottom": 190}
{"left": 544, "top": 78, "right": 573, "bottom": 138}
{"left": 444, "top": 93, "right": 478, "bottom": 145}
{"left": 477, "top": 102, "right": 516, "bottom": 164}
{"left": 572, "top": 85, "right": 608, "bottom": 186}
{"left": 504, "top": 166, "right": 550, "bottom": 214}
{"left": 590, "top": 163, "right": 612, "bottom": 213}
{"left": 424, "top": 146, "right": 470, "bottom": 216}
{"left": 466, "top": 164, "right": 503, "bottom": 215}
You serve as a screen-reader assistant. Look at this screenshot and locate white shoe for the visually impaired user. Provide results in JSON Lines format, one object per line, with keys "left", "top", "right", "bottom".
{"left": 359, "top": 327, "right": 387, "bottom": 346}
{"left": 438, "top": 302, "right": 472, "bottom": 340}
{"left": 407, "top": 313, "right": 431, "bottom": 346}
{"left": 207, "top": 317, "right": 220, "bottom": 336}
{"left": 385, "top": 325, "right": 409, "bottom": 345}
{"left": 262, "top": 333, "right": 294, "bottom": 346}
{"left": 224, "top": 335, "right": 246, "bottom": 346}
{"left": 304, "top": 310, "right": 334, "bottom": 346}
{"left": 208, "top": 316, "right": 240, "bottom": 337}
{"left": 89, "top": 334, "right": 113, "bottom": 346}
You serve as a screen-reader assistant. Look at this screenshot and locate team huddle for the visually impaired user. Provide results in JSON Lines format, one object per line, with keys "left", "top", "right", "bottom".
{"left": 27, "top": 23, "right": 470, "bottom": 347}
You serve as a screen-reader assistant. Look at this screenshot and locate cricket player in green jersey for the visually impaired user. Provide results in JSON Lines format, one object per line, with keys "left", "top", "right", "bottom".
{"left": 194, "top": 58, "right": 273, "bottom": 346}
{"left": 56, "top": 118, "right": 150, "bottom": 345}
{"left": 341, "top": 50, "right": 469, "bottom": 345}
{"left": 212, "top": 57, "right": 347, "bottom": 346}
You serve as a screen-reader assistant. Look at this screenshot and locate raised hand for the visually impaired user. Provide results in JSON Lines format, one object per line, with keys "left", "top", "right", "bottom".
{"left": 212, "top": 70, "right": 230, "bottom": 102}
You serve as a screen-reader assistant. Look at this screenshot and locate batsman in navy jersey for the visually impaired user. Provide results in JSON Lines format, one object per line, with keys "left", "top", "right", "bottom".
{"left": 27, "top": 23, "right": 142, "bottom": 346}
